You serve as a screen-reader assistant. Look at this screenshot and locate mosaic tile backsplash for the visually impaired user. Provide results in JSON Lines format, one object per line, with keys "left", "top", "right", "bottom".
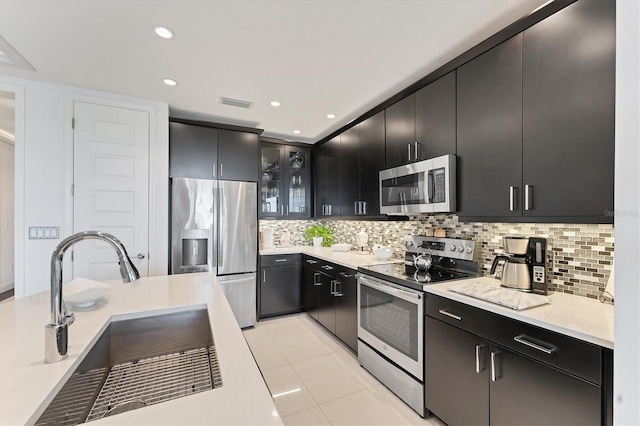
{"left": 260, "top": 216, "right": 614, "bottom": 300}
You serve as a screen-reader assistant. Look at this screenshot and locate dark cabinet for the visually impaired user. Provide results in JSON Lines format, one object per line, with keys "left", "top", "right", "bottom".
{"left": 425, "top": 294, "right": 611, "bottom": 425}
{"left": 169, "top": 122, "right": 218, "bottom": 179}
{"left": 457, "top": 35, "right": 523, "bottom": 218}
{"left": 302, "top": 256, "right": 358, "bottom": 352}
{"left": 339, "top": 125, "right": 361, "bottom": 217}
{"left": 385, "top": 73, "right": 457, "bottom": 169}
{"left": 358, "top": 111, "right": 386, "bottom": 217}
{"left": 259, "top": 255, "right": 302, "bottom": 319}
{"left": 169, "top": 121, "right": 259, "bottom": 182}
{"left": 260, "top": 143, "right": 310, "bottom": 219}
{"left": 313, "top": 136, "right": 341, "bottom": 217}
{"left": 521, "top": 0, "right": 615, "bottom": 219}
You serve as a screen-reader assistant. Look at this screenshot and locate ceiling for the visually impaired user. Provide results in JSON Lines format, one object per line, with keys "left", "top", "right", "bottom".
{"left": 0, "top": 0, "right": 547, "bottom": 143}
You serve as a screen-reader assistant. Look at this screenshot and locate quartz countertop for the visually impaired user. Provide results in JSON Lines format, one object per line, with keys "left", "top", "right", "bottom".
{"left": 425, "top": 277, "right": 614, "bottom": 349}
{"left": 261, "top": 245, "right": 402, "bottom": 269}
{"left": 0, "top": 273, "right": 282, "bottom": 426}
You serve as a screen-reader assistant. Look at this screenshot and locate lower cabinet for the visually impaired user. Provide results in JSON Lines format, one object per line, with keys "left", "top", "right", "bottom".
{"left": 302, "top": 256, "right": 358, "bottom": 352}
{"left": 259, "top": 255, "right": 302, "bottom": 319}
{"left": 425, "top": 294, "right": 611, "bottom": 425}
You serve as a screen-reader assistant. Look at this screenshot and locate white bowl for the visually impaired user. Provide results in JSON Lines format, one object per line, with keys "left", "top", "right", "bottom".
{"left": 331, "top": 243, "right": 352, "bottom": 252}
{"left": 373, "top": 246, "right": 393, "bottom": 261}
{"left": 63, "top": 278, "right": 110, "bottom": 307}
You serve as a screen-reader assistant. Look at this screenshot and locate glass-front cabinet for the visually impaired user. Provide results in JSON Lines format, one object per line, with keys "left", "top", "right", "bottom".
{"left": 260, "top": 142, "right": 310, "bottom": 219}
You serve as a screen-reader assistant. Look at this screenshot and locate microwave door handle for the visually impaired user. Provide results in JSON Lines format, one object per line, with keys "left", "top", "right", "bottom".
{"left": 427, "top": 170, "right": 435, "bottom": 203}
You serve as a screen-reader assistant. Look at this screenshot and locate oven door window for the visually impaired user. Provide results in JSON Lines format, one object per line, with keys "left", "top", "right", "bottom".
{"left": 360, "top": 284, "right": 419, "bottom": 361}
{"left": 380, "top": 173, "right": 425, "bottom": 208}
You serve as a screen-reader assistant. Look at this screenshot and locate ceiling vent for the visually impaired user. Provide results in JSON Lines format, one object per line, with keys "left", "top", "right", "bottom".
{"left": 219, "top": 96, "right": 253, "bottom": 109}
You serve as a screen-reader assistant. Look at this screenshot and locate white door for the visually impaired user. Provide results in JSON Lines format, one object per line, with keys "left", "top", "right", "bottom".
{"left": 72, "top": 101, "right": 149, "bottom": 280}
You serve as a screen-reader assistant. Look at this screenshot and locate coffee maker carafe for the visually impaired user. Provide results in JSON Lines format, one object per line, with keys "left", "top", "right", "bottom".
{"left": 490, "top": 236, "right": 550, "bottom": 294}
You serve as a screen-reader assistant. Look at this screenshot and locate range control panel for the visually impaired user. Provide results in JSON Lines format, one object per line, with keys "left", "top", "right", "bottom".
{"left": 404, "top": 235, "right": 476, "bottom": 262}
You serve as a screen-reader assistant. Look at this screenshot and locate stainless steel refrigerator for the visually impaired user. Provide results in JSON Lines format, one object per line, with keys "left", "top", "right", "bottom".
{"left": 171, "top": 178, "right": 257, "bottom": 328}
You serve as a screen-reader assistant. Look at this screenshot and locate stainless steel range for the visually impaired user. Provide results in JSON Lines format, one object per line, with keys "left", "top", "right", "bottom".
{"left": 357, "top": 235, "right": 479, "bottom": 417}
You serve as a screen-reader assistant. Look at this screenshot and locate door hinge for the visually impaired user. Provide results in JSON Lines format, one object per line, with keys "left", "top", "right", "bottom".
{"left": 71, "top": 184, "right": 75, "bottom": 196}
{"left": 71, "top": 117, "right": 75, "bottom": 129}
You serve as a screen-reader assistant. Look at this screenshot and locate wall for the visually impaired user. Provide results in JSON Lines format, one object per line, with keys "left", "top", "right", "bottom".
{"left": 0, "top": 138, "right": 14, "bottom": 292}
{"left": 614, "top": 0, "right": 640, "bottom": 423}
{"left": 260, "top": 217, "right": 614, "bottom": 301}
{"left": 0, "top": 76, "right": 169, "bottom": 298}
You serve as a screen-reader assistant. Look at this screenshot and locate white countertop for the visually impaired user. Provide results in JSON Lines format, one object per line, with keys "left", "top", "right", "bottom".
{"left": 0, "top": 273, "right": 282, "bottom": 426}
{"left": 261, "top": 245, "right": 402, "bottom": 269}
{"left": 425, "top": 277, "right": 614, "bottom": 349}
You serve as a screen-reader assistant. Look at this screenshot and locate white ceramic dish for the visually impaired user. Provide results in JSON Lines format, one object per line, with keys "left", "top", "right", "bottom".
{"left": 331, "top": 243, "right": 353, "bottom": 252}
{"left": 373, "top": 245, "right": 393, "bottom": 261}
{"left": 63, "top": 278, "right": 110, "bottom": 307}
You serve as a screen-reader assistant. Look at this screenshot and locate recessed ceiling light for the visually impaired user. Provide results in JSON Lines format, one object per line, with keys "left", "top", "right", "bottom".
{"left": 293, "top": 130, "right": 301, "bottom": 134}
{"left": 327, "top": 114, "right": 336, "bottom": 119}
{"left": 154, "top": 26, "right": 174, "bottom": 39}
{"left": 163, "top": 78, "right": 178, "bottom": 86}
{"left": 270, "top": 101, "right": 281, "bottom": 107}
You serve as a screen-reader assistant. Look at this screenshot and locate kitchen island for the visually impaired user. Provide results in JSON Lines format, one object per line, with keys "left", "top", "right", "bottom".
{"left": 0, "top": 272, "right": 282, "bottom": 425}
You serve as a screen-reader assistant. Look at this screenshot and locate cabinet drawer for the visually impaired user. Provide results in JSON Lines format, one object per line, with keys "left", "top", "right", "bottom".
{"left": 426, "top": 294, "right": 602, "bottom": 384}
{"left": 261, "top": 254, "right": 301, "bottom": 267}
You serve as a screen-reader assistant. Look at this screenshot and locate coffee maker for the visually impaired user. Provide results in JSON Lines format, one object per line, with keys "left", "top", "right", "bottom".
{"left": 490, "top": 236, "right": 551, "bottom": 294}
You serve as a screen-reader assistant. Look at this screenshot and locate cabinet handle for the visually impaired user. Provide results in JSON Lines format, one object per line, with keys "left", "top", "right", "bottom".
{"left": 330, "top": 280, "right": 336, "bottom": 295}
{"left": 509, "top": 186, "right": 517, "bottom": 211}
{"left": 491, "top": 351, "right": 501, "bottom": 381}
{"left": 313, "top": 272, "right": 321, "bottom": 286}
{"left": 212, "top": 164, "right": 217, "bottom": 178}
{"left": 219, "top": 164, "right": 223, "bottom": 178}
{"left": 438, "top": 308, "right": 463, "bottom": 321}
{"left": 513, "top": 335, "right": 556, "bottom": 354}
{"left": 321, "top": 265, "right": 334, "bottom": 270}
{"left": 280, "top": 205, "right": 284, "bottom": 216}
{"left": 361, "top": 201, "right": 367, "bottom": 215}
{"left": 326, "top": 204, "right": 332, "bottom": 216}
{"left": 525, "top": 184, "right": 532, "bottom": 211}
{"left": 339, "top": 272, "right": 353, "bottom": 278}
{"left": 334, "top": 281, "right": 343, "bottom": 297}
{"left": 414, "top": 141, "right": 421, "bottom": 161}
{"left": 354, "top": 201, "right": 359, "bottom": 215}
{"left": 475, "top": 344, "right": 486, "bottom": 373}
{"left": 407, "top": 143, "right": 412, "bottom": 162}
{"left": 306, "top": 259, "right": 318, "bottom": 264}
{"left": 262, "top": 269, "right": 266, "bottom": 283}
{"left": 285, "top": 205, "right": 289, "bottom": 215}
{"left": 275, "top": 259, "right": 287, "bottom": 263}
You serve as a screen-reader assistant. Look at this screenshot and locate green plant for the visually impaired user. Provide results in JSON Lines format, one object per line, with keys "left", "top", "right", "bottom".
{"left": 304, "top": 224, "right": 333, "bottom": 247}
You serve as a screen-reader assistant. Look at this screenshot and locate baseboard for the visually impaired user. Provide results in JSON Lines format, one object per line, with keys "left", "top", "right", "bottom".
{"left": 0, "top": 281, "right": 15, "bottom": 294}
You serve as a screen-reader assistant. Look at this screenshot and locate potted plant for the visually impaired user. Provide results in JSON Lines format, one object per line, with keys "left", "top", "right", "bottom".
{"left": 304, "top": 224, "right": 333, "bottom": 247}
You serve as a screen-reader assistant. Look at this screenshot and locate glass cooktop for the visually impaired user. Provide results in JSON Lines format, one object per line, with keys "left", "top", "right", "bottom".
{"left": 358, "top": 262, "right": 477, "bottom": 292}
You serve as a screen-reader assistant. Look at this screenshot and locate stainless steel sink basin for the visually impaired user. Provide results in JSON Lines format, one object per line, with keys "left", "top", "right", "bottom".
{"left": 36, "top": 307, "right": 222, "bottom": 425}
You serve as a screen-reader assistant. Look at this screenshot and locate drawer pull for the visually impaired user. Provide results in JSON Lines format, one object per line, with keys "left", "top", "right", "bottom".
{"left": 514, "top": 335, "right": 556, "bottom": 354}
{"left": 438, "top": 309, "right": 463, "bottom": 321}
{"left": 339, "top": 272, "right": 353, "bottom": 278}
{"left": 313, "top": 272, "right": 321, "bottom": 286}
{"left": 475, "top": 344, "right": 486, "bottom": 373}
{"left": 321, "top": 265, "right": 334, "bottom": 270}
{"left": 306, "top": 259, "right": 317, "bottom": 264}
{"left": 275, "top": 259, "right": 288, "bottom": 262}
{"left": 491, "top": 351, "right": 501, "bottom": 382}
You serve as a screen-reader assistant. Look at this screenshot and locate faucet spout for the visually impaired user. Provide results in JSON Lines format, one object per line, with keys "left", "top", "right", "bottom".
{"left": 45, "top": 231, "right": 139, "bottom": 363}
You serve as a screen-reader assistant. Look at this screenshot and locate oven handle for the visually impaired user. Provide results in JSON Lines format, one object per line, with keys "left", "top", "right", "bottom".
{"left": 358, "top": 275, "right": 422, "bottom": 302}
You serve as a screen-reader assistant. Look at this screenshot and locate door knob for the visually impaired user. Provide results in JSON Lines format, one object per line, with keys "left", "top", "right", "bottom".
{"left": 136, "top": 253, "right": 146, "bottom": 259}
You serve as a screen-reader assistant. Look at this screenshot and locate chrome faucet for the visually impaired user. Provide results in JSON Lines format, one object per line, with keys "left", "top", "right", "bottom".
{"left": 45, "top": 231, "right": 140, "bottom": 363}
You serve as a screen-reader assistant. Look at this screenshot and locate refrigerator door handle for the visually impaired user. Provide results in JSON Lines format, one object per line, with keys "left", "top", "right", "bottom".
{"left": 218, "top": 186, "right": 223, "bottom": 269}
{"left": 212, "top": 184, "right": 219, "bottom": 268}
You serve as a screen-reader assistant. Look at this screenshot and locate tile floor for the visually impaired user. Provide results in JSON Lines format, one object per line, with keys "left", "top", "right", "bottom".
{"left": 243, "top": 313, "right": 444, "bottom": 426}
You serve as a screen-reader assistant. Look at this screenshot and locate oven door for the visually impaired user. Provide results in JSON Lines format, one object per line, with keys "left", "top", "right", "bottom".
{"left": 357, "top": 274, "right": 424, "bottom": 380}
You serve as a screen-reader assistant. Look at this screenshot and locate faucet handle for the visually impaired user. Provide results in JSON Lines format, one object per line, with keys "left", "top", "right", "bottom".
{"left": 64, "top": 312, "right": 75, "bottom": 326}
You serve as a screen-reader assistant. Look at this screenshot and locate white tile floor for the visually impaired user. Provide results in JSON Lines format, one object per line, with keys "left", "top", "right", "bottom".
{"left": 243, "top": 313, "right": 444, "bottom": 426}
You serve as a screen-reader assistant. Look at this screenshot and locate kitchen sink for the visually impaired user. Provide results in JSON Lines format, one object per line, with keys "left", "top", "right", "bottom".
{"left": 35, "top": 307, "right": 223, "bottom": 425}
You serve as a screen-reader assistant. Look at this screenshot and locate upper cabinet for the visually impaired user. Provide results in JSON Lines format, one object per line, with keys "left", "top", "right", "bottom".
{"left": 385, "top": 72, "right": 457, "bottom": 169}
{"left": 521, "top": 0, "right": 615, "bottom": 220}
{"left": 358, "top": 111, "right": 386, "bottom": 217}
{"left": 457, "top": 0, "right": 615, "bottom": 223}
{"left": 170, "top": 121, "right": 259, "bottom": 182}
{"left": 260, "top": 142, "right": 311, "bottom": 219}
{"left": 314, "top": 136, "right": 341, "bottom": 217}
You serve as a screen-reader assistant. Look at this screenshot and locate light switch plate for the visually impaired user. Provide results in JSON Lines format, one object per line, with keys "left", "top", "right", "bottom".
{"left": 28, "top": 226, "right": 60, "bottom": 240}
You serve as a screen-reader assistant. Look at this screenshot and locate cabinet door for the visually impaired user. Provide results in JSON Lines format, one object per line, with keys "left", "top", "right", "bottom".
{"left": 339, "top": 125, "right": 361, "bottom": 217}
{"left": 522, "top": 0, "right": 615, "bottom": 219}
{"left": 385, "top": 94, "right": 416, "bottom": 168}
{"left": 489, "top": 344, "right": 601, "bottom": 425}
{"left": 334, "top": 271, "right": 358, "bottom": 352}
{"left": 317, "top": 272, "right": 336, "bottom": 333}
{"left": 457, "top": 35, "right": 523, "bottom": 217}
{"left": 302, "top": 264, "right": 320, "bottom": 320}
{"left": 260, "top": 143, "right": 284, "bottom": 218}
{"left": 260, "top": 264, "right": 302, "bottom": 318}
{"left": 415, "top": 71, "right": 457, "bottom": 159}
{"left": 425, "top": 317, "right": 489, "bottom": 426}
{"left": 285, "top": 146, "right": 311, "bottom": 218}
{"left": 313, "top": 136, "right": 341, "bottom": 217}
{"left": 359, "top": 111, "right": 385, "bottom": 217}
{"left": 169, "top": 122, "right": 218, "bottom": 179}
{"left": 218, "top": 129, "right": 259, "bottom": 182}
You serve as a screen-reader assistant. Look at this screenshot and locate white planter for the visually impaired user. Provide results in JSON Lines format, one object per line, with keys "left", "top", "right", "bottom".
{"left": 313, "top": 237, "right": 323, "bottom": 247}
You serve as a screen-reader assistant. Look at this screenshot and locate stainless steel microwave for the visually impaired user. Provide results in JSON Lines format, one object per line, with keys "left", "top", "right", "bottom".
{"left": 379, "top": 155, "right": 456, "bottom": 215}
